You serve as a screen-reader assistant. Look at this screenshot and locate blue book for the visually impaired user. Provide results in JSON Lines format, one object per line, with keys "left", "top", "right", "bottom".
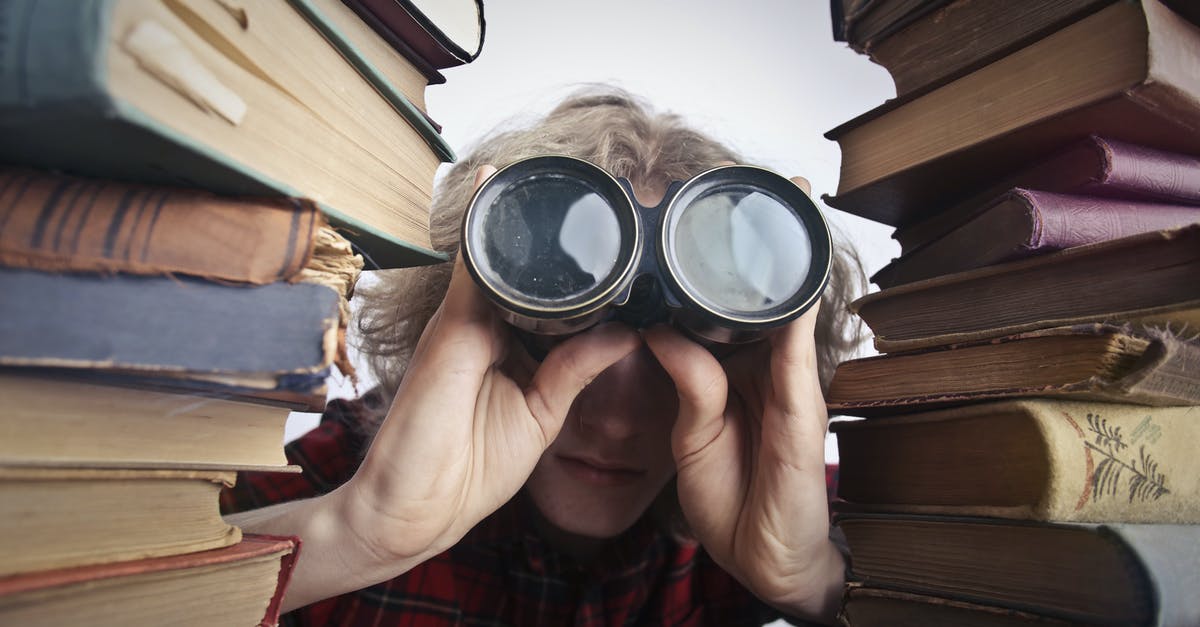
{"left": 0, "top": 267, "right": 339, "bottom": 396}
{"left": 0, "top": 0, "right": 454, "bottom": 269}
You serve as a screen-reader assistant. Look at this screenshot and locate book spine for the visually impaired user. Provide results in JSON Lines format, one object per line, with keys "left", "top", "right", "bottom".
{"left": 1090, "top": 136, "right": 1200, "bottom": 203}
{"left": 287, "top": 0, "right": 454, "bottom": 162}
{"left": 0, "top": 168, "right": 321, "bottom": 284}
{"left": 1037, "top": 402, "right": 1200, "bottom": 522}
{"left": 1024, "top": 191, "right": 1200, "bottom": 250}
{"left": 874, "top": 191, "right": 1200, "bottom": 287}
{"left": 0, "top": 267, "right": 339, "bottom": 374}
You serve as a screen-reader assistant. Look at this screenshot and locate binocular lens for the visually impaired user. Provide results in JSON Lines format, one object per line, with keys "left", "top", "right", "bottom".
{"left": 471, "top": 174, "right": 625, "bottom": 305}
{"left": 463, "top": 155, "right": 830, "bottom": 343}
{"left": 669, "top": 187, "right": 812, "bottom": 316}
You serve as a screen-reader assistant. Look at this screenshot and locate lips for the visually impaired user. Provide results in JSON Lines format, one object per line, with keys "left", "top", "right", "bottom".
{"left": 557, "top": 454, "right": 646, "bottom": 487}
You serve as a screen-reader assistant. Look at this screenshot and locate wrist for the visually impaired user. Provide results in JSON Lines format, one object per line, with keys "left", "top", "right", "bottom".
{"left": 758, "top": 539, "right": 847, "bottom": 626}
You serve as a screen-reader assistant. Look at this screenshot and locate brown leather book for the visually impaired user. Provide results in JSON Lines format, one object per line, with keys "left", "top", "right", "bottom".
{"left": 0, "top": 168, "right": 320, "bottom": 285}
{"left": 852, "top": 224, "right": 1200, "bottom": 353}
{"left": 827, "top": 324, "right": 1200, "bottom": 415}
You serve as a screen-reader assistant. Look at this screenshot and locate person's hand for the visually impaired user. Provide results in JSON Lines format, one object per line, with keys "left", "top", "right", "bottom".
{"left": 277, "top": 166, "right": 642, "bottom": 605}
{"left": 642, "top": 175, "right": 845, "bottom": 624}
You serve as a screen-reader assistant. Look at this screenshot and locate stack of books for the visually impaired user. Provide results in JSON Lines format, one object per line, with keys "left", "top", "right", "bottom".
{"left": 0, "top": 0, "right": 482, "bottom": 624}
{"left": 824, "top": 1, "right": 1200, "bottom": 625}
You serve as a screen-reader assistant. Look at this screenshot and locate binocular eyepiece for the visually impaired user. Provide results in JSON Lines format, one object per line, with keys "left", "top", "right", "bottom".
{"left": 461, "top": 155, "right": 831, "bottom": 345}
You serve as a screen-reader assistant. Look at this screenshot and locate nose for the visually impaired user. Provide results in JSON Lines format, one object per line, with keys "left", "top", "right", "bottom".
{"left": 573, "top": 347, "right": 677, "bottom": 441}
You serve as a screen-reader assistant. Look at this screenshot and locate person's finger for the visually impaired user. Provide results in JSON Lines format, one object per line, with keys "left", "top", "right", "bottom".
{"left": 790, "top": 175, "right": 812, "bottom": 196}
{"left": 473, "top": 164, "right": 497, "bottom": 188}
{"left": 642, "top": 325, "right": 728, "bottom": 466}
{"left": 524, "top": 323, "right": 641, "bottom": 441}
{"left": 768, "top": 301, "right": 826, "bottom": 423}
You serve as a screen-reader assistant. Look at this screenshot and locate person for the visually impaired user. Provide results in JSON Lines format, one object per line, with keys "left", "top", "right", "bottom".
{"left": 223, "top": 87, "right": 866, "bottom": 626}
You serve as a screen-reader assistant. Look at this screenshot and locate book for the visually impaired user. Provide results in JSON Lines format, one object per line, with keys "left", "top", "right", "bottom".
{"left": 831, "top": 399, "right": 1200, "bottom": 522}
{"left": 830, "top": 0, "right": 952, "bottom": 52}
{"left": 836, "top": 515, "right": 1200, "bottom": 626}
{"left": 839, "top": 584, "right": 1099, "bottom": 627}
{"left": 0, "top": 371, "right": 296, "bottom": 471}
{"left": 892, "top": 135, "right": 1200, "bottom": 253}
{"left": 346, "top": 0, "right": 485, "bottom": 69}
{"left": 0, "top": 0, "right": 454, "bottom": 268}
{"left": 0, "top": 267, "right": 340, "bottom": 389}
{"left": 0, "top": 533, "right": 298, "bottom": 627}
{"left": 0, "top": 467, "right": 238, "bottom": 577}
{"left": 827, "top": 325, "right": 1200, "bottom": 416}
{"left": 0, "top": 167, "right": 324, "bottom": 285}
{"left": 872, "top": 190, "right": 1200, "bottom": 288}
{"left": 823, "top": 0, "right": 1200, "bottom": 227}
{"left": 310, "top": 0, "right": 445, "bottom": 108}
{"left": 857, "top": 0, "right": 1115, "bottom": 98}
{"left": 852, "top": 224, "right": 1200, "bottom": 353}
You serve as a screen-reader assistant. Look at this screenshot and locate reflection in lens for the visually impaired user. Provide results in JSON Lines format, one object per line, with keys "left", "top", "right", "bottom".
{"left": 672, "top": 188, "right": 811, "bottom": 314}
{"left": 478, "top": 175, "right": 622, "bottom": 303}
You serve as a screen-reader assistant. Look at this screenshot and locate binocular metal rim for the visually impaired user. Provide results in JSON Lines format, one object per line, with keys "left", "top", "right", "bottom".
{"left": 659, "top": 164, "right": 834, "bottom": 327}
{"left": 460, "top": 155, "right": 643, "bottom": 320}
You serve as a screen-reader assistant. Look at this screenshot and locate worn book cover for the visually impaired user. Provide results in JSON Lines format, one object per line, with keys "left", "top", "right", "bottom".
{"left": 872, "top": 190, "right": 1200, "bottom": 288}
{"left": 0, "top": 267, "right": 340, "bottom": 381}
{"left": 0, "top": 533, "right": 299, "bottom": 627}
{"left": 827, "top": 324, "right": 1200, "bottom": 415}
{"left": 836, "top": 515, "right": 1200, "bottom": 626}
{"left": 0, "top": 167, "right": 323, "bottom": 284}
{"left": 893, "top": 135, "right": 1200, "bottom": 252}
{"left": 853, "top": 224, "right": 1200, "bottom": 353}
{"left": 831, "top": 399, "right": 1200, "bottom": 522}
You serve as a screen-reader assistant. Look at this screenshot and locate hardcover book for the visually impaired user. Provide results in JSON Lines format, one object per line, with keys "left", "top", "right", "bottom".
{"left": 872, "top": 190, "right": 1200, "bottom": 288}
{"left": 858, "top": 0, "right": 1114, "bottom": 98}
{"left": 831, "top": 399, "right": 1200, "bottom": 522}
{"left": 892, "top": 135, "right": 1200, "bottom": 252}
{"left": 0, "top": 0, "right": 453, "bottom": 268}
{"left": 823, "top": 0, "right": 1200, "bottom": 227}
{"left": 0, "top": 371, "right": 296, "bottom": 471}
{"left": 826, "top": 325, "right": 1200, "bottom": 415}
{"left": 852, "top": 224, "right": 1200, "bottom": 353}
{"left": 0, "top": 467, "right": 238, "bottom": 577}
{"left": 836, "top": 515, "right": 1200, "bottom": 626}
{"left": 0, "top": 534, "right": 298, "bottom": 627}
{"left": 0, "top": 267, "right": 340, "bottom": 387}
{"left": 0, "top": 167, "right": 323, "bottom": 285}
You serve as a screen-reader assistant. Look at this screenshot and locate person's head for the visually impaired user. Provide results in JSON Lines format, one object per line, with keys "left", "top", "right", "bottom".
{"left": 354, "top": 85, "right": 864, "bottom": 544}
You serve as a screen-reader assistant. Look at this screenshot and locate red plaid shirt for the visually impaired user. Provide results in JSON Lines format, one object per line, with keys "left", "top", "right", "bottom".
{"left": 223, "top": 395, "right": 834, "bottom": 626}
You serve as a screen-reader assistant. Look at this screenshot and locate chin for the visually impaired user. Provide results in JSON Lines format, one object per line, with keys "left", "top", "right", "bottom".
{"left": 529, "top": 485, "right": 643, "bottom": 539}
{"left": 525, "top": 460, "right": 662, "bottom": 540}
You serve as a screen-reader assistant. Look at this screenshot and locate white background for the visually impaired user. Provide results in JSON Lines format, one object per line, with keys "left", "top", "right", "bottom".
{"left": 290, "top": 1, "right": 899, "bottom": 460}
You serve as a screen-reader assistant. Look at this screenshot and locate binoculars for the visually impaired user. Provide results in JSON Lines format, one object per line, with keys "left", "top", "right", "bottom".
{"left": 461, "top": 155, "right": 831, "bottom": 345}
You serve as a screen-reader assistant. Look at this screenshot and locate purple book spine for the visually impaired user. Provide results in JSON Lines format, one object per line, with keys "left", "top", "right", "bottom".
{"left": 1084, "top": 137, "right": 1200, "bottom": 204}
{"left": 1023, "top": 189, "right": 1200, "bottom": 251}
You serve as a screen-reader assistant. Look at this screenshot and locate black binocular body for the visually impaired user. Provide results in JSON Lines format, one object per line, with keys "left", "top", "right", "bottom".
{"left": 461, "top": 155, "right": 831, "bottom": 345}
